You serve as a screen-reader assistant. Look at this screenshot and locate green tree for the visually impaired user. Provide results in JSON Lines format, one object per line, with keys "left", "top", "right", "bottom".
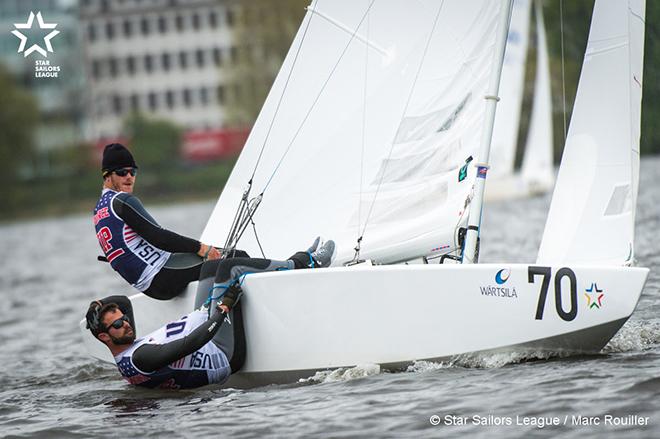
{"left": 123, "top": 112, "right": 182, "bottom": 169}
{"left": 225, "top": 0, "right": 309, "bottom": 126}
{"left": 641, "top": 0, "right": 660, "bottom": 155}
{"left": 122, "top": 113, "right": 183, "bottom": 195}
{"left": 0, "top": 63, "right": 39, "bottom": 186}
{"left": 542, "top": 0, "right": 659, "bottom": 156}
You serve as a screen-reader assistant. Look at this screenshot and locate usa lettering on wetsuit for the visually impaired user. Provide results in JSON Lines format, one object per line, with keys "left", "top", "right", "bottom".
{"left": 93, "top": 189, "right": 171, "bottom": 291}
{"left": 114, "top": 310, "right": 231, "bottom": 389}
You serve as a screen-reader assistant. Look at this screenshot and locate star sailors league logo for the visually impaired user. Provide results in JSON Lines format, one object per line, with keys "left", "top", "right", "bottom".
{"left": 11, "top": 12, "right": 62, "bottom": 78}
{"left": 585, "top": 283, "right": 605, "bottom": 309}
{"left": 11, "top": 12, "right": 60, "bottom": 57}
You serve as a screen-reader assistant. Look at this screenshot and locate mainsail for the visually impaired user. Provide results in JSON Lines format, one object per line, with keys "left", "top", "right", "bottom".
{"left": 202, "top": 0, "right": 510, "bottom": 264}
{"left": 537, "top": 0, "right": 645, "bottom": 265}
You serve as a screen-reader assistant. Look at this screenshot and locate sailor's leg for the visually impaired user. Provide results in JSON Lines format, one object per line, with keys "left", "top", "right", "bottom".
{"left": 213, "top": 257, "right": 293, "bottom": 289}
{"left": 144, "top": 256, "right": 203, "bottom": 300}
{"left": 194, "top": 259, "right": 222, "bottom": 309}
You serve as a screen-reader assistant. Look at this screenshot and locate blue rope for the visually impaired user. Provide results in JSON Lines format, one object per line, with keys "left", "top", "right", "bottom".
{"left": 307, "top": 251, "right": 315, "bottom": 268}
{"left": 204, "top": 264, "right": 295, "bottom": 308}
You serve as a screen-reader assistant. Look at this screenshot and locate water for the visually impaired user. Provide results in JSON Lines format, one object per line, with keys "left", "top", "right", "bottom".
{"left": 1, "top": 157, "right": 659, "bottom": 438}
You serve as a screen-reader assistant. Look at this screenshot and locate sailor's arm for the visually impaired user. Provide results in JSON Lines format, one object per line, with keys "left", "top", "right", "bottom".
{"left": 132, "top": 287, "right": 241, "bottom": 373}
{"left": 112, "top": 193, "right": 219, "bottom": 258}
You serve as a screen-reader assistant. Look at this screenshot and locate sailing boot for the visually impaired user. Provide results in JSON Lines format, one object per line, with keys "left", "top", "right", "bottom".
{"left": 289, "top": 237, "right": 335, "bottom": 268}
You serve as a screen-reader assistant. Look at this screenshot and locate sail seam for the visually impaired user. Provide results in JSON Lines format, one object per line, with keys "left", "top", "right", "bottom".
{"left": 262, "top": 0, "right": 377, "bottom": 192}
{"left": 359, "top": 0, "right": 446, "bottom": 242}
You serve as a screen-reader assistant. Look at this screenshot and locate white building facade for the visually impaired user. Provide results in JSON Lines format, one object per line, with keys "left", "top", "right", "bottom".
{"left": 80, "top": 0, "right": 241, "bottom": 146}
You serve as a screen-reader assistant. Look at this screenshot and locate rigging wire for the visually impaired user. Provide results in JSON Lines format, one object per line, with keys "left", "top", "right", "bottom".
{"left": 358, "top": 0, "right": 446, "bottom": 242}
{"left": 559, "top": 0, "right": 567, "bottom": 142}
{"left": 249, "top": 0, "right": 319, "bottom": 183}
{"left": 262, "top": 0, "right": 377, "bottom": 192}
{"left": 354, "top": 8, "right": 371, "bottom": 262}
{"left": 222, "top": 0, "right": 377, "bottom": 257}
{"left": 220, "top": 1, "right": 319, "bottom": 257}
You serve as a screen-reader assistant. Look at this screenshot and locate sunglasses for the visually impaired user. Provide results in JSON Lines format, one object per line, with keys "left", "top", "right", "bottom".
{"left": 106, "top": 315, "right": 130, "bottom": 331}
{"left": 114, "top": 167, "right": 137, "bottom": 177}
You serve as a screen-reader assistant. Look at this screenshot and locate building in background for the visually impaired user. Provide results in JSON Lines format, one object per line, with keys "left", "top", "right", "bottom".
{"left": 79, "top": 0, "right": 249, "bottom": 161}
{"left": 0, "top": 0, "right": 85, "bottom": 175}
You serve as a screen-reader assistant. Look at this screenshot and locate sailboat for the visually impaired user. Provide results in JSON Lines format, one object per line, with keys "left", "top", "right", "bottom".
{"left": 487, "top": 0, "right": 555, "bottom": 202}
{"left": 80, "top": 0, "right": 648, "bottom": 388}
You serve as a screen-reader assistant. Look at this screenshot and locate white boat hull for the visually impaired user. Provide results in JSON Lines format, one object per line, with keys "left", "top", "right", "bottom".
{"left": 80, "top": 263, "right": 648, "bottom": 387}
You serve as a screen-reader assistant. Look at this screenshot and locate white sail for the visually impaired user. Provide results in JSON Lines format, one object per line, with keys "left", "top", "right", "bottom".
{"left": 520, "top": 0, "right": 554, "bottom": 193}
{"left": 490, "top": 0, "right": 532, "bottom": 178}
{"left": 202, "top": 0, "right": 509, "bottom": 264}
{"left": 537, "top": 0, "right": 645, "bottom": 265}
{"left": 80, "top": 1, "right": 650, "bottom": 383}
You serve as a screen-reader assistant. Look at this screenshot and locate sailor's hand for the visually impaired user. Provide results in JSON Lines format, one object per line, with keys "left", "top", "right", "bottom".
{"left": 217, "top": 284, "right": 243, "bottom": 313}
{"left": 207, "top": 246, "right": 221, "bottom": 260}
{"left": 198, "top": 243, "right": 222, "bottom": 260}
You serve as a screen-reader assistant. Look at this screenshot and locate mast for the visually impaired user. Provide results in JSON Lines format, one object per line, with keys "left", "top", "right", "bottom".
{"left": 462, "top": 0, "right": 514, "bottom": 264}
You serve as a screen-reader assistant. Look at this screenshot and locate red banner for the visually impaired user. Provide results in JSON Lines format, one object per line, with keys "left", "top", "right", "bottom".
{"left": 182, "top": 128, "right": 250, "bottom": 161}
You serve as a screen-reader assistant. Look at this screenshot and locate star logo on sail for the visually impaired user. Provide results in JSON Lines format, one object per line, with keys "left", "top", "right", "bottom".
{"left": 11, "top": 11, "right": 60, "bottom": 58}
{"left": 584, "top": 283, "right": 604, "bottom": 309}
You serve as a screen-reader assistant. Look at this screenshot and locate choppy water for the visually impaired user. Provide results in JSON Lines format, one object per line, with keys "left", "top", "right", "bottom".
{"left": 1, "top": 157, "right": 659, "bottom": 438}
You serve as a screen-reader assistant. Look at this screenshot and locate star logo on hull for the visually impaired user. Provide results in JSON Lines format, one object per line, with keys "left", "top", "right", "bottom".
{"left": 584, "top": 283, "right": 604, "bottom": 309}
{"left": 11, "top": 11, "right": 60, "bottom": 58}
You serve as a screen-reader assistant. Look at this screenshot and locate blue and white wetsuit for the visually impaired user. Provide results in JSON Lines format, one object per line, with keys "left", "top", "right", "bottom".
{"left": 115, "top": 309, "right": 232, "bottom": 389}
{"left": 93, "top": 189, "right": 204, "bottom": 299}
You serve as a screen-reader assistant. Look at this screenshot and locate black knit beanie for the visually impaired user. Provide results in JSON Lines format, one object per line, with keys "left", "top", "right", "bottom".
{"left": 102, "top": 143, "right": 138, "bottom": 176}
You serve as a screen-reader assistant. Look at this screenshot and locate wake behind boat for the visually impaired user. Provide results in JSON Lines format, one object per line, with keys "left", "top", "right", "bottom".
{"left": 80, "top": 0, "right": 649, "bottom": 388}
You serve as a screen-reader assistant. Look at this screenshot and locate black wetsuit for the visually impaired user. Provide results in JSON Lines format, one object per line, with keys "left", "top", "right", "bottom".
{"left": 99, "top": 295, "right": 235, "bottom": 389}
{"left": 94, "top": 189, "right": 248, "bottom": 300}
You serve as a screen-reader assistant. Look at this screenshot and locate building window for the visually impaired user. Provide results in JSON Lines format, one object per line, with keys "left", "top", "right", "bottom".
{"left": 212, "top": 48, "right": 222, "bottom": 66}
{"left": 161, "top": 53, "right": 170, "bottom": 71}
{"left": 209, "top": 10, "right": 218, "bottom": 28}
{"left": 226, "top": 8, "right": 235, "bottom": 27}
{"left": 195, "top": 49, "right": 205, "bottom": 68}
{"left": 144, "top": 55, "right": 153, "bottom": 73}
{"left": 158, "top": 16, "right": 167, "bottom": 33}
{"left": 179, "top": 51, "right": 188, "bottom": 69}
{"left": 123, "top": 19, "right": 133, "bottom": 37}
{"left": 106, "top": 21, "right": 115, "bottom": 40}
{"left": 233, "top": 83, "right": 242, "bottom": 101}
{"left": 148, "top": 92, "right": 157, "bottom": 111}
{"left": 126, "top": 56, "right": 136, "bottom": 75}
{"left": 216, "top": 85, "right": 225, "bottom": 104}
{"left": 130, "top": 94, "right": 139, "bottom": 112}
{"left": 165, "top": 90, "right": 175, "bottom": 108}
{"left": 175, "top": 14, "right": 184, "bottom": 31}
{"left": 230, "top": 46, "right": 238, "bottom": 63}
{"left": 183, "top": 88, "right": 192, "bottom": 107}
{"left": 88, "top": 23, "right": 96, "bottom": 41}
{"left": 141, "top": 17, "right": 150, "bottom": 35}
{"left": 192, "top": 13, "right": 201, "bottom": 30}
{"left": 109, "top": 57, "right": 118, "bottom": 77}
{"left": 92, "top": 60, "right": 101, "bottom": 79}
{"left": 112, "top": 94, "right": 122, "bottom": 115}
{"left": 199, "top": 87, "right": 208, "bottom": 105}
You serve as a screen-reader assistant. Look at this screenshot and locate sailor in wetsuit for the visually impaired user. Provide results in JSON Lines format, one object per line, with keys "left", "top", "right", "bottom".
{"left": 94, "top": 143, "right": 336, "bottom": 301}
{"left": 85, "top": 240, "right": 336, "bottom": 389}
{"left": 93, "top": 143, "right": 233, "bottom": 300}
{"left": 85, "top": 287, "right": 242, "bottom": 389}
